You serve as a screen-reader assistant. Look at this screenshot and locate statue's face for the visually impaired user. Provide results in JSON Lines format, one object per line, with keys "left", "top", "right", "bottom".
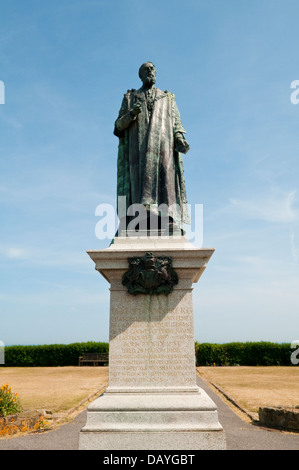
{"left": 140, "top": 63, "right": 156, "bottom": 86}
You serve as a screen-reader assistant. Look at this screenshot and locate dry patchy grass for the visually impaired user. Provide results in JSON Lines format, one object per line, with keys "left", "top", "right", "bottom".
{"left": 1, "top": 366, "right": 298, "bottom": 419}
{"left": 197, "top": 366, "right": 299, "bottom": 413}
{"left": 0, "top": 366, "right": 109, "bottom": 414}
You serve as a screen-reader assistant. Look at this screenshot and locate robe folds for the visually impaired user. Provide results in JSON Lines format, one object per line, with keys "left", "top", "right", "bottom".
{"left": 114, "top": 86, "right": 190, "bottom": 231}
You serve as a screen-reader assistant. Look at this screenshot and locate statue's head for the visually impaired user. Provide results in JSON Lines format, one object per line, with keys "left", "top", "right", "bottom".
{"left": 139, "top": 62, "right": 156, "bottom": 87}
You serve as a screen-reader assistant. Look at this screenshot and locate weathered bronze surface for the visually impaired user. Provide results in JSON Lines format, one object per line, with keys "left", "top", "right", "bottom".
{"left": 114, "top": 62, "right": 190, "bottom": 234}
{"left": 122, "top": 252, "right": 178, "bottom": 296}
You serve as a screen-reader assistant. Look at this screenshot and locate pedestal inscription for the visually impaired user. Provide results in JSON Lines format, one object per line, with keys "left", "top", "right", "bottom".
{"left": 108, "top": 286, "right": 196, "bottom": 390}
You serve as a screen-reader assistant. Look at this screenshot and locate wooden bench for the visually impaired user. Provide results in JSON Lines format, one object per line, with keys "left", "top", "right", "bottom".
{"left": 78, "top": 353, "right": 109, "bottom": 366}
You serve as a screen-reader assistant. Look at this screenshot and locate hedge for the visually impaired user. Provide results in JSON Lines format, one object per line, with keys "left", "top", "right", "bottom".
{"left": 3, "top": 342, "right": 109, "bottom": 367}
{"left": 195, "top": 341, "right": 292, "bottom": 366}
{"left": 2, "top": 341, "right": 293, "bottom": 367}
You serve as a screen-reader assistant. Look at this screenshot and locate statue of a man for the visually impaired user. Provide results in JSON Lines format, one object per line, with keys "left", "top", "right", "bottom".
{"left": 114, "top": 62, "right": 190, "bottom": 234}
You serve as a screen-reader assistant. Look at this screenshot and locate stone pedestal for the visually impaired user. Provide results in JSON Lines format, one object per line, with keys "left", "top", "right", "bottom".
{"left": 79, "top": 234, "right": 226, "bottom": 450}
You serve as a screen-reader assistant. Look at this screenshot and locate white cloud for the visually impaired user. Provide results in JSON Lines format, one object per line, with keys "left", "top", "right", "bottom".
{"left": 290, "top": 230, "right": 298, "bottom": 263}
{"left": 4, "top": 247, "right": 28, "bottom": 259}
{"left": 225, "top": 190, "right": 298, "bottom": 223}
{"left": 0, "top": 288, "right": 107, "bottom": 307}
{"left": 0, "top": 243, "right": 96, "bottom": 270}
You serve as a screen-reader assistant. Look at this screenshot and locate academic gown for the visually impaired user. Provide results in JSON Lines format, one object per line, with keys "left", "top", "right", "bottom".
{"left": 114, "top": 86, "right": 190, "bottom": 231}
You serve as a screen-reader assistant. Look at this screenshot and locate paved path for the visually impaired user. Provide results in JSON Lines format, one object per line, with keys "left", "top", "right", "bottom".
{"left": 0, "top": 376, "right": 298, "bottom": 450}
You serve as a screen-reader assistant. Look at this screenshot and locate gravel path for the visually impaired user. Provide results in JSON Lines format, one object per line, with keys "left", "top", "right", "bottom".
{"left": 0, "top": 376, "right": 298, "bottom": 450}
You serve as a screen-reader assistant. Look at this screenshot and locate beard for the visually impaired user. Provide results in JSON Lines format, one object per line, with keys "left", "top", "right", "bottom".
{"left": 143, "top": 75, "right": 156, "bottom": 87}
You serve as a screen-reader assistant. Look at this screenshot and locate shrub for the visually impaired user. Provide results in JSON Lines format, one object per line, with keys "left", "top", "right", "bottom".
{"left": 3, "top": 342, "right": 109, "bottom": 367}
{"left": 196, "top": 343, "right": 227, "bottom": 366}
{"left": 196, "top": 341, "right": 292, "bottom": 366}
{"left": 0, "top": 384, "right": 22, "bottom": 416}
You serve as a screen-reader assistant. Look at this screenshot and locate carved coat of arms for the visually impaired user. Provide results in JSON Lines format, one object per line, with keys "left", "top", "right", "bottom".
{"left": 122, "top": 252, "right": 178, "bottom": 296}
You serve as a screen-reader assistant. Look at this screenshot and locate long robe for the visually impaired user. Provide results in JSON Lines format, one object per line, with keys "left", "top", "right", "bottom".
{"left": 114, "top": 86, "right": 190, "bottom": 231}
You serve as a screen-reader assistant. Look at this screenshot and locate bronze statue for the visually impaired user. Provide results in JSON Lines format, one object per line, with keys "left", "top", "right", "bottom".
{"left": 114, "top": 62, "right": 190, "bottom": 234}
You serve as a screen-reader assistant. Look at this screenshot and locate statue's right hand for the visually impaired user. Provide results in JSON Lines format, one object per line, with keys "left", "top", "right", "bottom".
{"left": 131, "top": 102, "right": 142, "bottom": 116}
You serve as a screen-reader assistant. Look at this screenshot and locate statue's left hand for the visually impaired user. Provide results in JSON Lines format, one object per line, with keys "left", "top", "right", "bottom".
{"left": 175, "top": 133, "right": 190, "bottom": 154}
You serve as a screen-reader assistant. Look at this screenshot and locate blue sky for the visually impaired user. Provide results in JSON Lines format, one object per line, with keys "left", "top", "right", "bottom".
{"left": 0, "top": 0, "right": 298, "bottom": 346}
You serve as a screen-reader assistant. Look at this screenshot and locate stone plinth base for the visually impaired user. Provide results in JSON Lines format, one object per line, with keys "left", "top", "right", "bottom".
{"left": 79, "top": 389, "right": 225, "bottom": 450}
{"left": 79, "top": 235, "right": 226, "bottom": 450}
{"left": 79, "top": 431, "right": 225, "bottom": 451}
